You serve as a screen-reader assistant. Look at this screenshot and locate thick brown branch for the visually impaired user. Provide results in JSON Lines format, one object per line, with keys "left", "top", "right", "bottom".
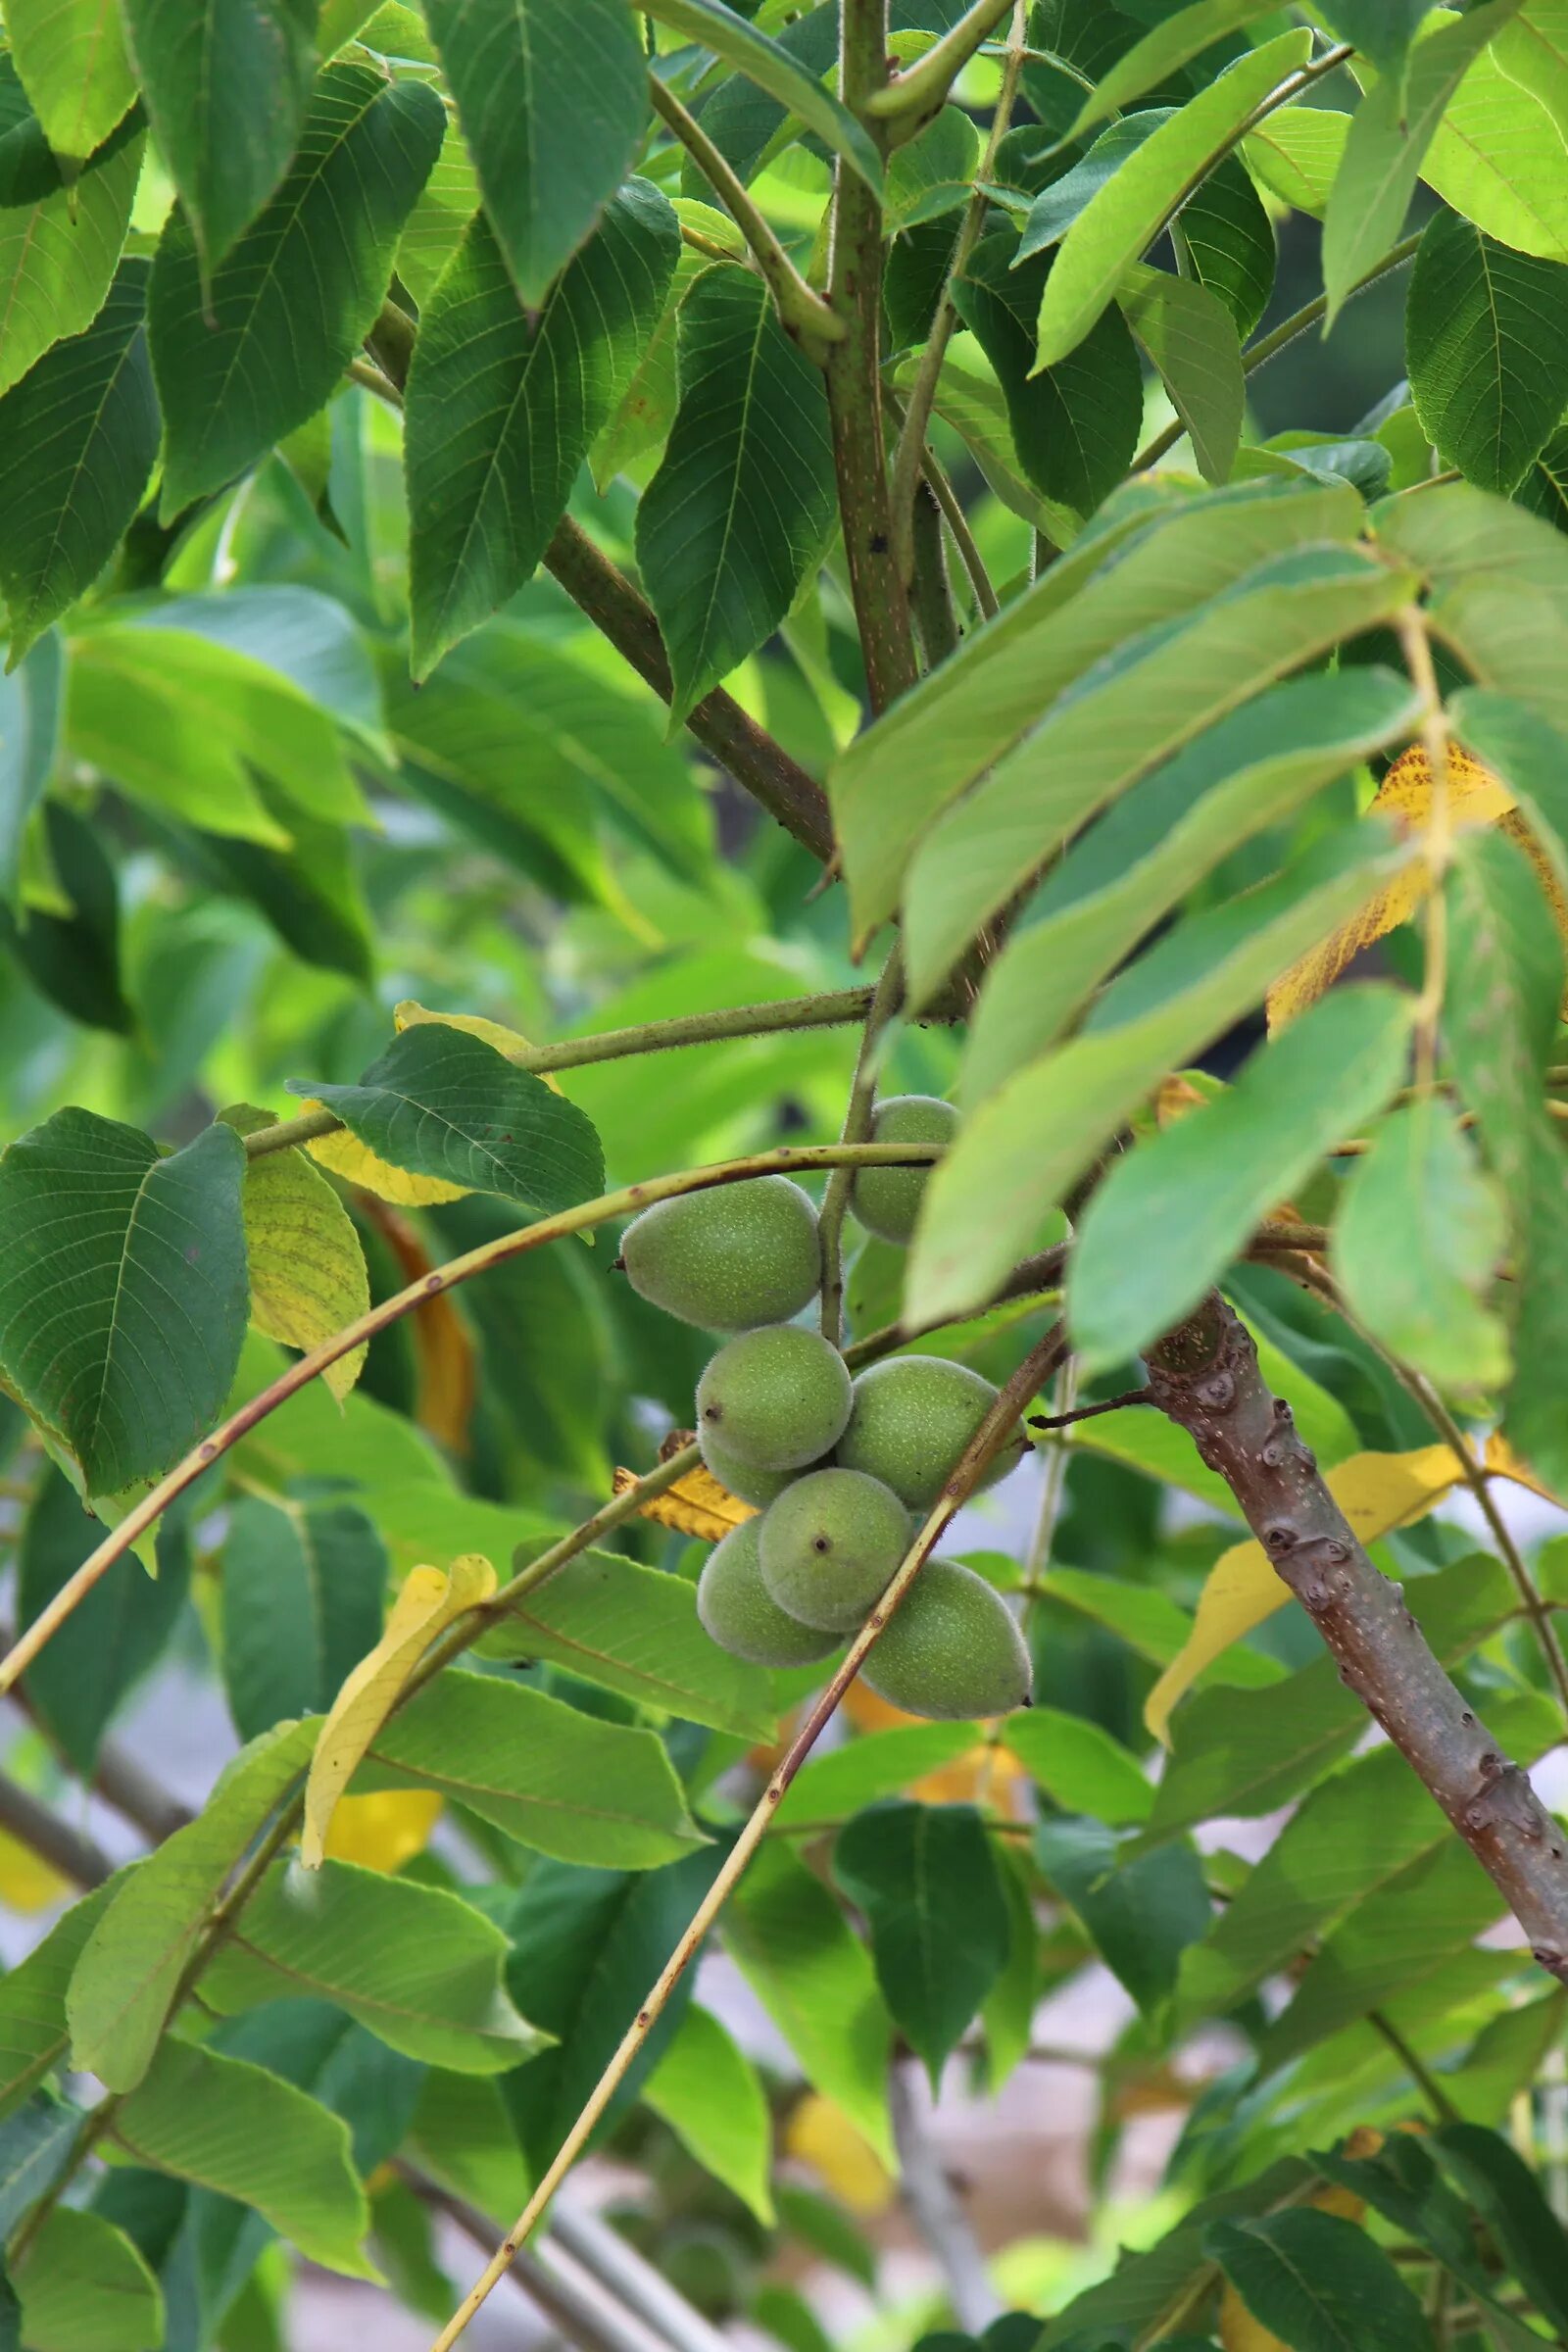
{"left": 1146, "top": 1298, "right": 1568, "bottom": 1984}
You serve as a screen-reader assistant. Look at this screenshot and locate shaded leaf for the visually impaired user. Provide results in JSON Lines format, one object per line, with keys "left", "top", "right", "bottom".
{"left": 0, "top": 634, "right": 62, "bottom": 903}
{"left": 1035, "top": 1814, "right": 1209, "bottom": 2017}
{"left": 219, "top": 1494, "right": 386, "bottom": 1740}
{"left": 834, "top": 1801, "right": 1010, "bottom": 2084}
{"left": 0, "top": 2100, "right": 80, "bottom": 2239}
{"left": 13, "top": 2207, "right": 163, "bottom": 2352}
{"left": 1117, "top": 260, "right": 1244, "bottom": 484}
{"left": 1067, "top": 0, "right": 1280, "bottom": 139}
{"left": 774, "top": 1723, "right": 981, "bottom": 1830}
{"left": 0, "top": 64, "right": 143, "bottom": 401}
{"left": 1432, "top": 2124, "right": 1568, "bottom": 2332}
{"left": 1206, "top": 2210, "right": 1434, "bottom": 2352}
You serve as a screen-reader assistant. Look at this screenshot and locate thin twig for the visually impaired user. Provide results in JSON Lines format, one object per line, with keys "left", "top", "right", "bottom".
{"left": 1396, "top": 604, "right": 1451, "bottom": 1094}
{"left": 1367, "top": 2009, "right": 1461, "bottom": 2127}
{"left": 1028, "top": 1383, "right": 1151, "bottom": 1434}
{"left": 819, "top": 947, "right": 906, "bottom": 1344}
{"left": 428, "top": 1326, "right": 1067, "bottom": 2351}
{"left": 0, "top": 1774, "right": 113, "bottom": 1888}
{"left": 889, "top": 2064, "right": 1002, "bottom": 2330}
{"left": 865, "top": 0, "right": 1016, "bottom": 130}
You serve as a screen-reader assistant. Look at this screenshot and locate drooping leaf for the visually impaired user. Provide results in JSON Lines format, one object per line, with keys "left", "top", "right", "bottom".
{"left": 67, "top": 1717, "right": 317, "bottom": 2089}
{"left": 1420, "top": 20, "right": 1568, "bottom": 262}
{"left": 357, "top": 1667, "right": 709, "bottom": 1868}
{"left": 1205, "top": 2209, "right": 1435, "bottom": 2352}
{"left": 1334, "top": 1100, "right": 1511, "bottom": 1394}
{"left": 833, "top": 1802, "right": 1011, "bottom": 2085}
{"left": 635, "top": 265, "right": 837, "bottom": 725}
{"left": 0, "top": 259, "right": 158, "bottom": 666}
{"left": 1035, "top": 1814, "right": 1210, "bottom": 2016}
{"left": 643, "top": 0, "right": 882, "bottom": 198}
{"left": 1432, "top": 2124, "right": 1568, "bottom": 2333}
{"left": 0, "top": 1886, "right": 116, "bottom": 2121}
{"left": 300, "top": 1552, "right": 496, "bottom": 1869}
{"left": 407, "top": 182, "right": 678, "bottom": 677}
{"left": 0, "top": 68, "right": 142, "bottom": 402}
{"left": 201, "top": 1856, "right": 547, "bottom": 2072}
{"left": 1002, "top": 1708, "right": 1153, "bottom": 1826}
{"left": 1116, "top": 260, "right": 1244, "bottom": 485}
{"left": 644, "top": 2003, "right": 776, "bottom": 2225}
{"left": 119, "top": 0, "right": 318, "bottom": 276}
{"left": 724, "top": 1840, "right": 895, "bottom": 2167}
{"left": 1033, "top": 31, "right": 1309, "bottom": 367}
{"left": 290, "top": 1024, "right": 605, "bottom": 1214}
{"left": 1070, "top": 987, "right": 1413, "bottom": 1371}
{"left": 13, "top": 2207, "right": 163, "bottom": 2352}
{"left": 1066, "top": 0, "right": 1283, "bottom": 139}
{"left": 4, "top": 0, "right": 136, "bottom": 168}
{"left": 149, "top": 61, "right": 444, "bottom": 514}
{"left": 110, "top": 2038, "right": 375, "bottom": 2278}
{"left": 1406, "top": 207, "right": 1568, "bottom": 494}
{"left": 422, "top": 0, "right": 648, "bottom": 308}
{"left": 220, "top": 1105, "right": 370, "bottom": 1402}
{"left": 0, "top": 1109, "right": 249, "bottom": 1495}
{"left": 218, "top": 1494, "right": 387, "bottom": 1740}
{"left": 0, "top": 634, "right": 62, "bottom": 901}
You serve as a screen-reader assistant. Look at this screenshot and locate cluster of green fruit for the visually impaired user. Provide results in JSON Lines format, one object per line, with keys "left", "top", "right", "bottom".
{"left": 621, "top": 1097, "right": 1033, "bottom": 1721}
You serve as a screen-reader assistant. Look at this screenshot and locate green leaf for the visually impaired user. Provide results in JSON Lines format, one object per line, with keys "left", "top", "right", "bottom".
{"left": 643, "top": 0, "right": 882, "bottom": 198}
{"left": 202, "top": 1857, "right": 547, "bottom": 2071}
{"left": 1315, "top": 2, "right": 1434, "bottom": 80}
{"left": 407, "top": 181, "right": 678, "bottom": 678}
{"left": 4, "top": 0, "right": 136, "bottom": 167}
{"left": 1205, "top": 2210, "right": 1436, "bottom": 2352}
{"left": 120, "top": 0, "right": 317, "bottom": 276}
{"left": 359, "top": 1668, "right": 709, "bottom": 1868}
{"left": 0, "top": 2102, "right": 82, "bottom": 2239}
{"left": 902, "top": 546, "right": 1418, "bottom": 1008}
{"left": 0, "top": 634, "right": 61, "bottom": 901}
{"left": 1035, "top": 1814, "right": 1209, "bottom": 2017}
{"left": 68, "top": 1717, "right": 317, "bottom": 2090}
{"left": 1309, "top": 2131, "right": 1505, "bottom": 2305}
{"left": 833, "top": 1802, "right": 1010, "bottom": 2086}
{"left": 1034, "top": 30, "right": 1309, "bottom": 367}
{"left": 0, "top": 1110, "right": 249, "bottom": 1495}
{"left": 219, "top": 1494, "right": 386, "bottom": 1740}
{"left": 590, "top": 235, "right": 714, "bottom": 491}
{"left": 773, "top": 1723, "right": 981, "bottom": 1829}
{"left": 1116, "top": 260, "right": 1243, "bottom": 484}
{"left": 1070, "top": 987, "right": 1413, "bottom": 1372}
{"left": 771, "top": 2185, "right": 876, "bottom": 2289}
{"left": 0, "top": 261, "right": 158, "bottom": 665}
{"left": 290, "top": 1023, "right": 605, "bottom": 1214}
{"left": 1067, "top": 0, "right": 1284, "bottom": 139}
{"left": 395, "top": 110, "right": 479, "bottom": 310}
{"left": 478, "top": 1545, "right": 775, "bottom": 1739}
{"left": 220, "top": 1105, "right": 371, "bottom": 1403}
{"left": 423, "top": 0, "right": 648, "bottom": 308}
{"left": 1333, "top": 1099, "right": 1510, "bottom": 1394}
{"left": 1175, "top": 153, "right": 1276, "bottom": 338}
{"left": 980, "top": 1842, "right": 1038, "bottom": 2091}
{"left": 1450, "top": 683, "right": 1568, "bottom": 859}
{"left": 1420, "top": 21, "right": 1568, "bottom": 262}
{"left": 830, "top": 474, "right": 1364, "bottom": 943}
{"left": 910, "top": 343, "right": 1079, "bottom": 542}
{"left": 111, "top": 2037, "right": 374, "bottom": 2278}
{"left": 1320, "top": 0, "right": 1520, "bottom": 324}
{"left": 0, "top": 65, "right": 143, "bottom": 401}
{"left": 724, "top": 1839, "right": 894, "bottom": 2167}
{"left": 149, "top": 61, "right": 444, "bottom": 514}
{"left": 19, "top": 1465, "right": 191, "bottom": 1775}
{"left": 636, "top": 266, "right": 837, "bottom": 725}
{"left": 1432, "top": 2124, "right": 1568, "bottom": 2332}
{"left": 1406, "top": 209, "right": 1568, "bottom": 493}
{"left": 0, "top": 1887, "right": 117, "bottom": 2122}
{"left": 953, "top": 234, "right": 1143, "bottom": 519}
{"left": 644, "top": 2003, "right": 775, "bottom": 2225}
{"left": 503, "top": 1848, "right": 721, "bottom": 2172}
{"left": 1003, "top": 1708, "right": 1152, "bottom": 1826}
{"left": 13, "top": 2207, "right": 163, "bottom": 2352}
{"left": 909, "top": 829, "right": 1411, "bottom": 1324}
{"left": 1243, "top": 102, "right": 1348, "bottom": 218}
{"left": 885, "top": 105, "right": 980, "bottom": 229}
{"left": 962, "top": 665, "right": 1421, "bottom": 1102}
{"left": 1014, "top": 114, "right": 1163, "bottom": 264}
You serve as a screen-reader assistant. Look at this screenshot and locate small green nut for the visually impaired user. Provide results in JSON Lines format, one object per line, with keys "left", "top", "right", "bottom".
{"left": 862, "top": 1557, "right": 1032, "bottom": 1720}
{"left": 696, "top": 1325, "right": 852, "bottom": 1472}
{"left": 698, "top": 1426, "right": 806, "bottom": 1509}
{"left": 759, "top": 1467, "right": 910, "bottom": 1632}
{"left": 836, "top": 1354, "right": 1010, "bottom": 1511}
{"left": 621, "top": 1176, "right": 820, "bottom": 1330}
{"left": 698, "top": 1517, "right": 841, "bottom": 1668}
{"left": 849, "top": 1095, "right": 958, "bottom": 1246}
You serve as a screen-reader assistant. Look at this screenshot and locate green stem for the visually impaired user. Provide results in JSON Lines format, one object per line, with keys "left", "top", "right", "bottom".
{"left": 1367, "top": 2009, "right": 1461, "bottom": 2127}
{"left": 819, "top": 946, "right": 906, "bottom": 1344}
{"left": 647, "top": 77, "right": 843, "bottom": 354}
{"left": 908, "top": 479, "right": 960, "bottom": 666}
{"left": 865, "top": 0, "right": 1017, "bottom": 133}
{"left": 243, "top": 987, "right": 885, "bottom": 1162}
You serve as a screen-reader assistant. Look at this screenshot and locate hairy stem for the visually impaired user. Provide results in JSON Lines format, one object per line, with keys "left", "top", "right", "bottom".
{"left": 909, "top": 479, "right": 960, "bottom": 666}
{"left": 820, "top": 945, "right": 906, "bottom": 1343}
{"left": 428, "top": 1326, "right": 1066, "bottom": 2352}
{"left": 1146, "top": 1298, "right": 1568, "bottom": 1984}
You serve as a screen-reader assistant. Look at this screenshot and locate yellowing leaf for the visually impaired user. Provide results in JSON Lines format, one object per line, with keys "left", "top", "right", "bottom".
{"left": 302, "top": 1554, "right": 496, "bottom": 1868}
{"left": 221, "top": 1105, "right": 369, "bottom": 1402}
{"left": 1267, "top": 743, "right": 1516, "bottom": 1029}
{"left": 1483, "top": 1429, "right": 1564, "bottom": 1504}
{"left": 1221, "top": 2282, "right": 1289, "bottom": 2351}
{"left": 0, "top": 1828, "right": 70, "bottom": 1913}
{"left": 303, "top": 1109, "right": 469, "bottom": 1207}
{"left": 612, "top": 1456, "right": 757, "bottom": 1543}
{"left": 321, "top": 1788, "right": 445, "bottom": 1873}
{"left": 357, "top": 1195, "right": 475, "bottom": 1449}
{"left": 783, "top": 2092, "right": 895, "bottom": 2217}
{"left": 394, "top": 999, "right": 564, "bottom": 1094}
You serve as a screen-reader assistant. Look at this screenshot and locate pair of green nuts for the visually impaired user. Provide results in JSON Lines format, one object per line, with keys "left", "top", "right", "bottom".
{"left": 620, "top": 1098, "right": 1032, "bottom": 1721}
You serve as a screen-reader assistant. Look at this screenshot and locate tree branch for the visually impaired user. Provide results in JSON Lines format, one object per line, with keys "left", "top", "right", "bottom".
{"left": 819, "top": 944, "right": 905, "bottom": 1342}
{"left": 866, "top": 0, "right": 1016, "bottom": 134}
{"left": 889, "top": 2063, "right": 1002, "bottom": 2331}
{"left": 1145, "top": 1297, "right": 1568, "bottom": 1985}
{"left": 0, "top": 1774, "right": 113, "bottom": 1889}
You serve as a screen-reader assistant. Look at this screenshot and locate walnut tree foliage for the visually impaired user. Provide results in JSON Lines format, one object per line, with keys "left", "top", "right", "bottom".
{"left": 0, "top": 0, "right": 1566, "bottom": 2347}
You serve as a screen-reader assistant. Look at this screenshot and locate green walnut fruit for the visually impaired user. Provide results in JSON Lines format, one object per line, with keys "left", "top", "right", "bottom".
{"left": 849, "top": 1095, "right": 958, "bottom": 1245}
{"left": 698, "top": 1426, "right": 804, "bottom": 1508}
{"left": 836, "top": 1354, "right": 1011, "bottom": 1511}
{"left": 621, "top": 1176, "right": 820, "bottom": 1329}
{"left": 759, "top": 1467, "right": 910, "bottom": 1632}
{"left": 696, "top": 1325, "right": 852, "bottom": 1472}
{"left": 862, "top": 1557, "right": 1032, "bottom": 1719}
{"left": 698, "top": 1518, "right": 841, "bottom": 1667}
